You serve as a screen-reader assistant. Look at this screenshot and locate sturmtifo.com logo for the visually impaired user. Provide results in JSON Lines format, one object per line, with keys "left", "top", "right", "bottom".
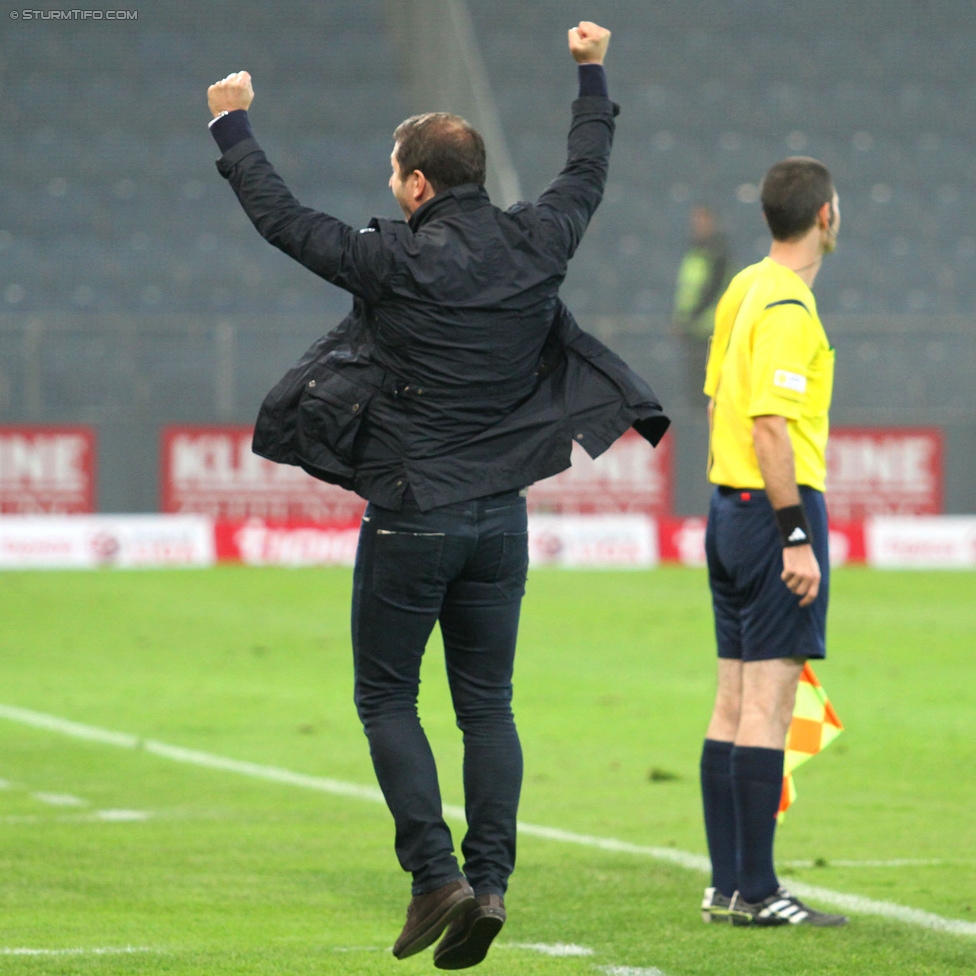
{"left": 9, "top": 9, "right": 138, "bottom": 19}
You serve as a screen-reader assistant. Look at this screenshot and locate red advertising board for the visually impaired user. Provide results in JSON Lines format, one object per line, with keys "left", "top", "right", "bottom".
{"left": 213, "top": 519, "right": 362, "bottom": 566}
{"left": 160, "top": 426, "right": 365, "bottom": 521}
{"left": 0, "top": 426, "right": 96, "bottom": 513}
{"left": 526, "top": 428, "right": 673, "bottom": 515}
{"left": 826, "top": 427, "right": 944, "bottom": 520}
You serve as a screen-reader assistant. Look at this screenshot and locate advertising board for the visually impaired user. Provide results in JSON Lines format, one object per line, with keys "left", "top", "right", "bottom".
{"left": 827, "top": 427, "right": 943, "bottom": 519}
{"left": 0, "top": 426, "right": 96, "bottom": 513}
{"left": 526, "top": 428, "right": 672, "bottom": 515}
{"left": 160, "top": 426, "right": 365, "bottom": 522}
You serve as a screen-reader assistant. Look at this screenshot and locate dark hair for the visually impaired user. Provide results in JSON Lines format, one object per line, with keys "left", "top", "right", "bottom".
{"left": 392, "top": 112, "right": 486, "bottom": 194}
{"left": 760, "top": 157, "right": 835, "bottom": 241}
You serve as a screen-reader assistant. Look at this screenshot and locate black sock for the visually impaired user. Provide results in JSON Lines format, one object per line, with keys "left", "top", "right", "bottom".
{"left": 700, "top": 738, "right": 736, "bottom": 898}
{"left": 730, "top": 745, "right": 784, "bottom": 903}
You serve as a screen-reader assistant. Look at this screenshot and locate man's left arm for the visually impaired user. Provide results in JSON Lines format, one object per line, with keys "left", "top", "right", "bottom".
{"left": 535, "top": 22, "right": 616, "bottom": 257}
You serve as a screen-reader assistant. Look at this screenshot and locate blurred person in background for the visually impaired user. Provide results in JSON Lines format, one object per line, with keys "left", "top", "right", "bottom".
{"left": 671, "top": 204, "right": 730, "bottom": 406}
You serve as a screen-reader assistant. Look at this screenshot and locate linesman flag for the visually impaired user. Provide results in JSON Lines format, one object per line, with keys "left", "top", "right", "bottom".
{"left": 778, "top": 663, "right": 843, "bottom": 820}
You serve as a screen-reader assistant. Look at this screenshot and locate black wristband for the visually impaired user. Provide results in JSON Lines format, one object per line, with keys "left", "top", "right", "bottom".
{"left": 774, "top": 504, "right": 813, "bottom": 547}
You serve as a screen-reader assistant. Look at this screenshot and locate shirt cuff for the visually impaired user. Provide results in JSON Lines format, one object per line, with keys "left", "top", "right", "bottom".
{"left": 209, "top": 109, "right": 254, "bottom": 155}
{"left": 577, "top": 63, "right": 608, "bottom": 98}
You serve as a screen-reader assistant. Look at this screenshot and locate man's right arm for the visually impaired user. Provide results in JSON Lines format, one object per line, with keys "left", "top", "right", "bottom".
{"left": 535, "top": 22, "right": 616, "bottom": 257}
{"left": 206, "top": 71, "right": 388, "bottom": 300}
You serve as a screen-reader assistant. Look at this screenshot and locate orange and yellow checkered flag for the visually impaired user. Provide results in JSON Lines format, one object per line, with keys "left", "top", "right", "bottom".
{"left": 777, "top": 663, "right": 843, "bottom": 820}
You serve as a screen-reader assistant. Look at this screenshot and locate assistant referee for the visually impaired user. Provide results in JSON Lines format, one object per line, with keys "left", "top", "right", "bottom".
{"left": 698, "top": 157, "right": 848, "bottom": 928}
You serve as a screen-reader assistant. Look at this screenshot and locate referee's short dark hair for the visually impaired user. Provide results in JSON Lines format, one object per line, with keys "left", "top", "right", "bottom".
{"left": 393, "top": 113, "right": 486, "bottom": 195}
{"left": 760, "top": 157, "right": 835, "bottom": 241}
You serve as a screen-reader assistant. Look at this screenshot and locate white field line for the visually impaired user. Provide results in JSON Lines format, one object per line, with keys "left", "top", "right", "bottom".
{"left": 31, "top": 792, "right": 86, "bottom": 807}
{"left": 0, "top": 811, "right": 150, "bottom": 824}
{"left": 599, "top": 968, "right": 667, "bottom": 976}
{"left": 1, "top": 946, "right": 155, "bottom": 956}
{"left": 94, "top": 809, "right": 151, "bottom": 821}
{"left": 501, "top": 943, "right": 595, "bottom": 956}
{"left": 2, "top": 702, "right": 974, "bottom": 940}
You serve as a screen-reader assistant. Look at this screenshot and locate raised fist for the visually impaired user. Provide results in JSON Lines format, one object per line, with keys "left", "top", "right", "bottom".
{"left": 568, "top": 21, "right": 611, "bottom": 64}
{"left": 208, "top": 70, "right": 254, "bottom": 117}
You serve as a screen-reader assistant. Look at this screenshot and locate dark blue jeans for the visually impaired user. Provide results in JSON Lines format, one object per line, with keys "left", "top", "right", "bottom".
{"left": 351, "top": 489, "right": 528, "bottom": 897}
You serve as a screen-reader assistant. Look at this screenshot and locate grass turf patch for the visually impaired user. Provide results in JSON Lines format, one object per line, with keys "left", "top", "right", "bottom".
{"left": 0, "top": 565, "right": 973, "bottom": 973}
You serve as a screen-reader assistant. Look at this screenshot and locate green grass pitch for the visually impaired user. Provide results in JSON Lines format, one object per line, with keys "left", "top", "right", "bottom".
{"left": 0, "top": 564, "right": 973, "bottom": 974}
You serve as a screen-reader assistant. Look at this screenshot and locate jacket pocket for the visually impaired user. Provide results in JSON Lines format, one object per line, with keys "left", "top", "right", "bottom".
{"left": 296, "top": 365, "right": 380, "bottom": 470}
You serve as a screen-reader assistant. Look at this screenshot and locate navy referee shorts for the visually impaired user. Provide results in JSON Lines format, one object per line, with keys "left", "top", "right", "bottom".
{"left": 705, "top": 485, "right": 829, "bottom": 662}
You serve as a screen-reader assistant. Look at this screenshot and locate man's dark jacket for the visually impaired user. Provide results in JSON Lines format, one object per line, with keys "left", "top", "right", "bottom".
{"left": 216, "top": 94, "right": 669, "bottom": 511}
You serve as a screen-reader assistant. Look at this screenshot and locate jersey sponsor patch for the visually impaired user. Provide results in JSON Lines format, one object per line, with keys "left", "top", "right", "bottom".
{"left": 773, "top": 369, "right": 807, "bottom": 394}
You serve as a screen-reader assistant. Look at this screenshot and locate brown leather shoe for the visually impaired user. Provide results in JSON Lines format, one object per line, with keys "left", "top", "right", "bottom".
{"left": 392, "top": 878, "right": 476, "bottom": 960}
{"left": 433, "top": 893, "right": 506, "bottom": 970}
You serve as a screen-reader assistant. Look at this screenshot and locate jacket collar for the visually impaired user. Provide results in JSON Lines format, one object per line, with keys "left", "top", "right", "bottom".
{"left": 408, "top": 183, "right": 490, "bottom": 231}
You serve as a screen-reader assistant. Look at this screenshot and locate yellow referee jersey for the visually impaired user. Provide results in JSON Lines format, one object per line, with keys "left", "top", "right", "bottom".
{"left": 704, "top": 257, "right": 834, "bottom": 491}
